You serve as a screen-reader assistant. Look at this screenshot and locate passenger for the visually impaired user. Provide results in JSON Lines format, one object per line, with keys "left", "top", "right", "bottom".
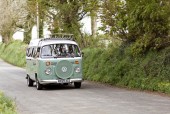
{"left": 68, "top": 46, "right": 73, "bottom": 54}
{"left": 68, "top": 45, "right": 74, "bottom": 57}
{"left": 60, "top": 46, "right": 67, "bottom": 56}
{"left": 53, "top": 46, "right": 60, "bottom": 57}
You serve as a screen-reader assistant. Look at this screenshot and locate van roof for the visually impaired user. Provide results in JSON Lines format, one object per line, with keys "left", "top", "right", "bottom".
{"left": 29, "top": 38, "right": 78, "bottom": 47}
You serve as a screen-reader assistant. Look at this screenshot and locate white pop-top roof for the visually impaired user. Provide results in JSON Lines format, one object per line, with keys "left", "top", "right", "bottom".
{"left": 28, "top": 38, "right": 78, "bottom": 47}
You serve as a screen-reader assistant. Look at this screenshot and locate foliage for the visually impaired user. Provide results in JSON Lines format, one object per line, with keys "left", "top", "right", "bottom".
{"left": 0, "top": 0, "right": 27, "bottom": 44}
{"left": 0, "top": 0, "right": 170, "bottom": 54}
{"left": 100, "top": 0, "right": 128, "bottom": 39}
{"left": 31, "top": 0, "right": 99, "bottom": 47}
{"left": 24, "top": 0, "right": 46, "bottom": 42}
{"left": 100, "top": 0, "right": 170, "bottom": 55}
{"left": 126, "top": 0, "right": 170, "bottom": 55}
{"left": 0, "top": 41, "right": 27, "bottom": 67}
{"left": 0, "top": 92, "right": 17, "bottom": 114}
{"left": 83, "top": 45, "right": 170, "bottom": 94}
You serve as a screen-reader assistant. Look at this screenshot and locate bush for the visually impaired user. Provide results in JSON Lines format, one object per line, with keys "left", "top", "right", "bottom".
{"left": 127, "top": 0, "right": 170, "bottom": 55}
{"left": 83, "top": 44, "right": 170, "bottom": 94}
{"left": 0, "top": 41, "right": 27, "bottom": 67}
{"left": 0, "top": 92, "right": 17, "bottom": 114}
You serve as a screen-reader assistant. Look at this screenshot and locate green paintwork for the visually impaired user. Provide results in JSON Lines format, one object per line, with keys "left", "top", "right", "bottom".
{"left": 36, "top": 58, "right": 82, "bottom": 81}
{"left": 26, "top": 39, "right": 83, "bottom": 84}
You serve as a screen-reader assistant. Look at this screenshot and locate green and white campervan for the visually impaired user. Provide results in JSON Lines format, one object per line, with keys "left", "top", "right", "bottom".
{"left": 26, "top": 34, "right": 83, "bottom": 90}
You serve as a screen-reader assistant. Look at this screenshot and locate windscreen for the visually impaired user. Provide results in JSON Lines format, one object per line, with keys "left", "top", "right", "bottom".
{"left": 41, "top": 44, "right": 81, "bottom": 58}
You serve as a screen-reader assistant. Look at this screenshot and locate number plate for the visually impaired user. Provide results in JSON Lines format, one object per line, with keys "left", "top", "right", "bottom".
{"left": 58, "top": 79, "right": 70, "bottom": 83}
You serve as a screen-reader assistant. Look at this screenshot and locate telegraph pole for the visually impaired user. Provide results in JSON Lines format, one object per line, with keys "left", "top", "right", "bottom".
{"left": 36, "top": 1, "right": 39, "bottom": 39}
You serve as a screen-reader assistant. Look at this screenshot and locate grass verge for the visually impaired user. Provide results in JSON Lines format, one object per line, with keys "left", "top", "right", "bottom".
{"left": 0, "top": 92, "right": 17, "bottom": 114}
{"left": 0, "top": 41, "right": 25, "bottom": 114}
{"left": 0, "top": 41, "right": 27, "bottom": 67}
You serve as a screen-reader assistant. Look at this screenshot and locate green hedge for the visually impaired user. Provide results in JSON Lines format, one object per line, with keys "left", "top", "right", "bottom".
{"left": 83, "top": 45, "right": 170, "bottom": 94}
{"left": 0, "top": 41, "right": 27, "bottom": 67}
{"left": 0, "top": 92, "right": 17, "bottom": 114}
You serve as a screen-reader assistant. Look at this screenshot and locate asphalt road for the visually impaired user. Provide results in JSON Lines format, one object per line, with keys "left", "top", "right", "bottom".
{"left": 0, "top": 59, "right": 170, "bottom": 114}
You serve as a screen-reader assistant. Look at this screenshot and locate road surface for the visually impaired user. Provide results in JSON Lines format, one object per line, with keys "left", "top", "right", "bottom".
{"left": 0, "top": 59, "right": 170, "bottom": 114}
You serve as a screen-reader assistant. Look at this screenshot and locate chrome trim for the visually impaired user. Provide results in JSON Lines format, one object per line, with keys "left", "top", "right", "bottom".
{"left": 39, "top": 78, "right": 83, "bottom": 84}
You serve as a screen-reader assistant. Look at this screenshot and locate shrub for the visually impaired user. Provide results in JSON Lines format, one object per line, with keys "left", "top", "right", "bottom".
{"left": 0, "top": 41, "right": 27, "bottom": 67}
{"left": 83, "top": 44, "right": 170, "bottom": 94}
{"left": 0, "top": 92, "right": 17, "bottom": 114}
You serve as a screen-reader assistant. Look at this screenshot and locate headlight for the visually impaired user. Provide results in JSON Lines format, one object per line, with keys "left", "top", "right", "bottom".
{"left": 45, "top": 68, "right": 52, "bottom": 75}
{"left": 75, "top": 67, "right": 80, "bottom": 73}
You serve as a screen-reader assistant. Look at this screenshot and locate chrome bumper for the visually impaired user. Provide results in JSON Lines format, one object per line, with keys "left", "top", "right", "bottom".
{"left": 39, "top": 78, "right": 83, "bottom": 84}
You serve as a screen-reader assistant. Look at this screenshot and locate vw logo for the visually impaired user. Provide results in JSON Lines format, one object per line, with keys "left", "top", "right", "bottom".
{"left": 61, "top": 66, "right": 67, "bottom": 72}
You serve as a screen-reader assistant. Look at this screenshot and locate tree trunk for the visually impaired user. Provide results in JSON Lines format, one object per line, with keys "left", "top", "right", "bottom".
{"left": 2, "top": 34, "right": 11, "bottom": 44}
{"left": 91, "top": 11, "right": 97, "bottom": 37}
{"left": 23, "top": 28, "right": 32, "bottom": 44}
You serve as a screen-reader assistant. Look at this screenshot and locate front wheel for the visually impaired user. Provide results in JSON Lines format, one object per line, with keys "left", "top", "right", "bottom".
{"left": 36, "top": 78, "right": 43, "bottom": 90}
{"left": 27, "top": 75, "right": 34, "bottom": 87}
{"left": 74, "top": 82, "right": 81, "bottom": 88}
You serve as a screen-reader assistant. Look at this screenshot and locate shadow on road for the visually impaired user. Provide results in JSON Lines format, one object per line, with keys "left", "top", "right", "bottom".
{"left": 31, "top": 82, "right": 91, "bottom": 91}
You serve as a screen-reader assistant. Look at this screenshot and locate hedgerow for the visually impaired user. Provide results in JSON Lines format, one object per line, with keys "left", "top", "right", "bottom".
{"left": 0, "top": 92, "right": 17, "bottom": 114}
{"left": 83, "top": 44, "right": 170, "bottom": 94}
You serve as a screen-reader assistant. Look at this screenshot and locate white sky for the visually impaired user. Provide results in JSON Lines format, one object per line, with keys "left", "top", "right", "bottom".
{"left": 13, "top": 29, "right": 24, "bottom": 41}
{"left": 81, "top": 16, "right": 91, "bottom": 34}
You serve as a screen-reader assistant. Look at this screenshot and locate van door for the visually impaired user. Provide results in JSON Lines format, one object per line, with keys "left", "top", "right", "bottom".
{"left": 26, "top": 47, "right": 32, "bottom": 77}
{"left": 29, "top": 47, "right": 37, "bottom": 80}
{"left": 26, "top": 48, "right": 29, "bottom": 75}
{"left": 32, "top": 47, "right": 38, "bottom": 81}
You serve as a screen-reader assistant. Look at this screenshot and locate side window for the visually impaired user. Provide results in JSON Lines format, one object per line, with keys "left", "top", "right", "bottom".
{"left": 26, "top": 48, "right": 30, "bottom": 57}
{"left": 31, "top": 48, "right": 35, "bottom": 57}
{"left": 37, "top": 47, "right": 40, "bottom": 58}
{"left": 41, "top": 45, "right": 52, "bottom": 56}
{"left": 73, "top": 45, "right": 81, "bottom": 57}
{"left": 28, "top": 47, "right": 33, "bottom": 57}
{"left": 27, "top": 47, "right": 33, "bottom": 57}
{"left": 32, "top": 47, "right": 37, "bottom": 58}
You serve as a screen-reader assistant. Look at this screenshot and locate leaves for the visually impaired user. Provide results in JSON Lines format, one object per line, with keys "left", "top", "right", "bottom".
{"left": 0, "top": 0, "right": 27, "bottom": 43}
{"left": 126, "top": 0, "right": 170, "bottom": 55}
{"left": 100, "top": 0, "right": 128, "bottom": 38}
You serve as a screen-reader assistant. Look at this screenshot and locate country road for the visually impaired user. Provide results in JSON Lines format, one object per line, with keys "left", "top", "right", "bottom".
{"left": 0, "top": 59, "right": 170, "bottom": 114}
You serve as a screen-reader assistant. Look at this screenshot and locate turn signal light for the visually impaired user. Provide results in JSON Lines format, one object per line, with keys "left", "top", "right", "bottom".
{"left": 46, "top": 61, "right": 51, "bottom": 66}
{"left": 75, "top": 60, "right": 79, "bottom": 64}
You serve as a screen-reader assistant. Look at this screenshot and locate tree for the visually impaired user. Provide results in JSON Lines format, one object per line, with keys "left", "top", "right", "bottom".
{"left": 38, "top": 0, "right": 92, "bottom": 47}
{"left": 100, "top": 0, "right": 127, "bottom": 39}
{"left": 88, "top": 1, "right": 99, "bottom": 37}
{"left": 126, "top": 0, "right": 170, "bottom": 54}
{"left": 24, "top": 0, "right": 45, "bottom": 43}
{"left": 0, "top": 0, "right": 27, "bottom": 44}
{"left": 100, "top": 0, "right": 170, "bottom": 54}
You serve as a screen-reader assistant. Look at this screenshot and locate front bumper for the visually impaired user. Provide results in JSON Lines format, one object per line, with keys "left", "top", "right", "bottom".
{"left": 39, "top": 78, "right": 83, "bottom": 84}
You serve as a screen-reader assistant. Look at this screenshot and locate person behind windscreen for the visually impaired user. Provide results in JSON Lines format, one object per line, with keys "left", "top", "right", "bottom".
{"left": 60, "top": 45, "right": 67, "bottom": 56}
{"left": 68, "top": 45, "right": 74, "bottom": 57}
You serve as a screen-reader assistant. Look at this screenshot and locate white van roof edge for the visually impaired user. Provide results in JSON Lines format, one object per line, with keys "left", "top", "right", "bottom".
{"left": 28, "top": 38, "right": 78, "bottom": 47}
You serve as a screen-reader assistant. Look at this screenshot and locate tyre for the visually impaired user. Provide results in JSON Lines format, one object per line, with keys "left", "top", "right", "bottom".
{"left": 36, "top": 78, "right": 43, "bottom": 90}
{"left": 63, "top": 83, "right": 69, "bottom": 86}
{"left": 27, "top": 75, "right": 34, "bottom": 87}
{"left": 74, "top": 82, "right": 81, "bottom": 88}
